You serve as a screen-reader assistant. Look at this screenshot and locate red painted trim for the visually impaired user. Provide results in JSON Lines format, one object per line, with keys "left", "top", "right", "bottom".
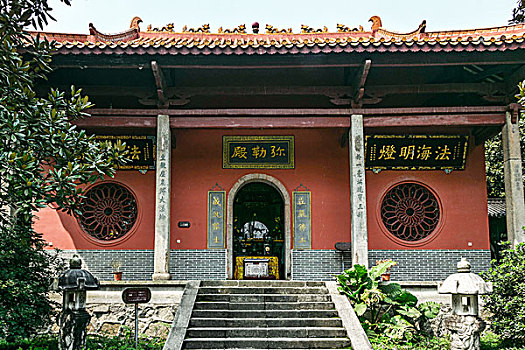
{"left": 74, "top": 111, "right": 506, "bottom": 129}
{"left": 363, "top": 114, "right": 506, "bottom": 127}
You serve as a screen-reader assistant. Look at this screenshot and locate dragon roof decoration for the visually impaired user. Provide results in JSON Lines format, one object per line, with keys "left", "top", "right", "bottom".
{"left": 31, "top": 16, "right": 525, "bottom": 56}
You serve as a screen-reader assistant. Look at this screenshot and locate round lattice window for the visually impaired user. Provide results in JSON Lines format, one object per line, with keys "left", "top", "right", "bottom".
{"left": 78, "top": 183, "right": 138, "bottom": 241}
{"left": 381, "top": 183, "right": 440, "bottom": 242}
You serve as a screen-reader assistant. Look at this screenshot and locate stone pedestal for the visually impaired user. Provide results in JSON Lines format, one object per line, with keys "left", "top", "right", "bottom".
{"left": 502, "top": 111, "right": 525, "bottom": 246}
{"left": 348, "top": 115, "right": 369, "bottom": 267}
{"left": 59, "top": 309, "right": 91, "bottom": 350}
{"left": 152, "top": 114, "right": 172, "bottom": 280}
{"left": 444, "top": 314, "right": 485, "bottom": 350}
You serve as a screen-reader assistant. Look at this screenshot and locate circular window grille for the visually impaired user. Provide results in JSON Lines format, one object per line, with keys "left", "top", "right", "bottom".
{"left": 381, "top": 183, "right": 440, "bottom": 242}
{"left": 78, "top": 183, "right": 138, "bottom": 241}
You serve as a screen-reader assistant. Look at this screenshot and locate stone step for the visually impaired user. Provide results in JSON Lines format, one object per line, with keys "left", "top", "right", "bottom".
{"left": 191, "top": 309, "right": 339, "bottom": 318}
{"left": 189, "top": 317, "right": 343, "bottom": 328}
{"left": 198, "top": 287, "right": 329, "bottom": 295}
{"left": 196, "top": 294, "right": 332, "bottom": 303}
{"left": 193, "top": 301, "right": 335, "bottom": 310}
{"left": 182, "top": 337, "right": 351, "bottom": 349}
{"left": 200, "top": 280, "right": 326, "bottom": 287}
{"left": 186, "top": 327, "right": 347, "bottom": 338}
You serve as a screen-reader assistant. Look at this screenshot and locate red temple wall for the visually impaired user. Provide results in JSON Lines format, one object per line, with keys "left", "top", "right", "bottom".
{"left": 366, "top": 143, "right": 489, "bottom": 250}
{"left": 170, "top": 128, "right": 351, "bottom": 250}
{"left": 37, "top": 171, "right": 156, "bottom": 250}
{"left": 37, "top": 127, "right": 489, "bottom": 251}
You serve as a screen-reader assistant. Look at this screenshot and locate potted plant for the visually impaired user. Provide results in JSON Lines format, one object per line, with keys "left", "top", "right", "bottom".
{"left": 110, "top": 259, "right": 122, "bottom": 281}
{"left": 376, "top": 259, "right": 397, "bottom": 281}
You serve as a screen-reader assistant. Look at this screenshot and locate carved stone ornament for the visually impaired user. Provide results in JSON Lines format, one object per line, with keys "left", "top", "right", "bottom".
{"left": 445, "top": 314, "right": 485, "bottom": 350}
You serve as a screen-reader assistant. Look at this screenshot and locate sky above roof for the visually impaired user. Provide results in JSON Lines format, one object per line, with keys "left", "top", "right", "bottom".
{"left": 43, "top": 0, "right": 518, "bottom": 34}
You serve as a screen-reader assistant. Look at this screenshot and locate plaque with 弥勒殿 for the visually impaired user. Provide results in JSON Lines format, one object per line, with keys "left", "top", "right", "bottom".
{"left": 364, "top": 134, "right": 469, "bottom": 171}
{"left": 223, "top": 136, "right": 294, "bottom": 169}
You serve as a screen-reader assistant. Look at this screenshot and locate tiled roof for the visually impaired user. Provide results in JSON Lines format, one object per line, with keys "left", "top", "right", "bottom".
{"left": 487, "top": 198, "right": 506, "bottom": 217}
{"left": 31, "top": 16, "right": 525, "bottom": 56}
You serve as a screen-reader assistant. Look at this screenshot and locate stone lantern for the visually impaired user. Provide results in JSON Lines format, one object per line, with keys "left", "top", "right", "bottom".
{"left": 57, "top": 255, "right": 99, "bottom": 350}
{"left": 438, "top": 258, "right": 493, "bottom": 350}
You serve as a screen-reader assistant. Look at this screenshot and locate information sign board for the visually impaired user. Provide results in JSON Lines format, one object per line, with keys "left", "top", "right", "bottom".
{"left": 122, "top": 287, "right": 152, "bottom": 304}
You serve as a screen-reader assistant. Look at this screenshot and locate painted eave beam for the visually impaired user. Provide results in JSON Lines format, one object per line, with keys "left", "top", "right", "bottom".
{"left": 74, "top": 109, "right": 507, "bottom": 129}
{"left": 89, "top": 106, "right": 507, "bottom": 116}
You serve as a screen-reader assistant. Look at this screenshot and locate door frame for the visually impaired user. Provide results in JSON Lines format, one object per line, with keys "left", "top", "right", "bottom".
{"left": 227, "top": 174, "right": 291, "bottom": 280}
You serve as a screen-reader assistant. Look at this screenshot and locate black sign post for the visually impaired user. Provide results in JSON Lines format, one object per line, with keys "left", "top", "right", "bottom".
{"left": 122, "top": 288, "right": 152, "bottom": 348}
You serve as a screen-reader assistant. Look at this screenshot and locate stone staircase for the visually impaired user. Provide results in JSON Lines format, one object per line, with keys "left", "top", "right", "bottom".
{"left": 181, "top": 280, "right": 352, "bottom": 349}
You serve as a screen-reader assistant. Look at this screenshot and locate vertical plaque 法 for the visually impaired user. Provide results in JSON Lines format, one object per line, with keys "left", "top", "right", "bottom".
{"left": 207, "top": 191, "right": 226, "bottom": 248}
{"left": 293, "top": 191, "right": 311, "bottom": 249}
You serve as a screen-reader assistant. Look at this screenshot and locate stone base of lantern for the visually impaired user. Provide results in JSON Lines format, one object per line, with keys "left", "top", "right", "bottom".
{"left": 444, "top": 314, "right": 485, "bottom": 350}
{"left": 59, "top": 309, "right": 91, "bottom": 350}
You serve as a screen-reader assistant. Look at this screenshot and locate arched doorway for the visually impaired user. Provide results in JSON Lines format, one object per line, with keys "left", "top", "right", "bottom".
{"left": 227, "top": 174, "right": 291, "bottom": 280}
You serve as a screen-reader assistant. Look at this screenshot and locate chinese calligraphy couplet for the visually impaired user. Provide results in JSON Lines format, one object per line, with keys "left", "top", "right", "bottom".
{"left": 293, "top": 191, "right": 311, "bottom": 249}
{"left": 349, "top": 115, "right": 369, "bottom": 267}
{"left": 502, "top": 111, "right": 525, "bottom": 246}
{"left": 153, "top": 115, "right": 171, "bottom": 280}
{"left": 207, "top": 191, "right": 226, "bottom": 248}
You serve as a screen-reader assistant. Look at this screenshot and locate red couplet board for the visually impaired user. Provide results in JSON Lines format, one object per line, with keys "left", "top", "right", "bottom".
{"left": 122, "top": 288, "right": 151, "bottom": 304}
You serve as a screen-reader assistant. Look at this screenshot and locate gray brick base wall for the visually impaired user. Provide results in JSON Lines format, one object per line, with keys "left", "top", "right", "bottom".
{"left": 292, "top": 249, "right": 491, "bottom": 281}
{"left": 55, "top": 248, "right": 490, "bottom": 282}
{"left": 368, "top": 250, "right": 491, "bottom": 281}
{"left": 56, "top": 250, "right": 154, "bottom": 281}
{"left": 170, "top": 249, "right": 227, "bottom": 280}
{"left": 292, "top": 249, "right": 351, "bottom": 281}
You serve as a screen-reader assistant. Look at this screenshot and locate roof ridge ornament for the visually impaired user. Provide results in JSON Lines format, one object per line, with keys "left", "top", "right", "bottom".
{"left": 369, "top": 15, "right": 382, "bottom": 31}
{"left": 89, "top": 17, "right": 141, "bottom": 42}
{"left": 130, "top": 16, "right": 142, "bottom": 31}
{"left": 300, "top": 24, "right": 328, "bottom": 33}
{"left": 180, "top": 24, "right": 211, "bottom": 33}
{"left": 218, "top": 24, "right": 247, "bottom": 34}
{"left": 266, "top": 24, "right": 293, "bottom": 34}
{"left": 337, "top": 23, "right": 364, "bottom": 33}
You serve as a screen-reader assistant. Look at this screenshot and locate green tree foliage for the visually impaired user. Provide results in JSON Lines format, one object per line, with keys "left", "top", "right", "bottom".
{"left": 335, "top": 260, "right": 440, "bottom": 342}
{"left": 511, "top": 0, "right": 525, "bottom": 24}
{"left": 485, "top": 82, "right": 525, "bottom": 198}
{"left": 0, "top": 0, "right": 126, "bottom": 341}
{"left": 482, "top": 243, "right": 525, "bottom": 347}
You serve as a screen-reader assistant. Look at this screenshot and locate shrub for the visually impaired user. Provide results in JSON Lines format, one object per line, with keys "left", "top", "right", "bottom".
{"left": 482, "top": 242, "right": 525, "bottom": 347}
{"left": 370, "top": 334, "right": 450, "bottom": 350}
{"left": 0, "top": 0, "right": 127, "bottom": 340}
{"left": 335, "top": 260, "right": 440, "bottom": 342}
